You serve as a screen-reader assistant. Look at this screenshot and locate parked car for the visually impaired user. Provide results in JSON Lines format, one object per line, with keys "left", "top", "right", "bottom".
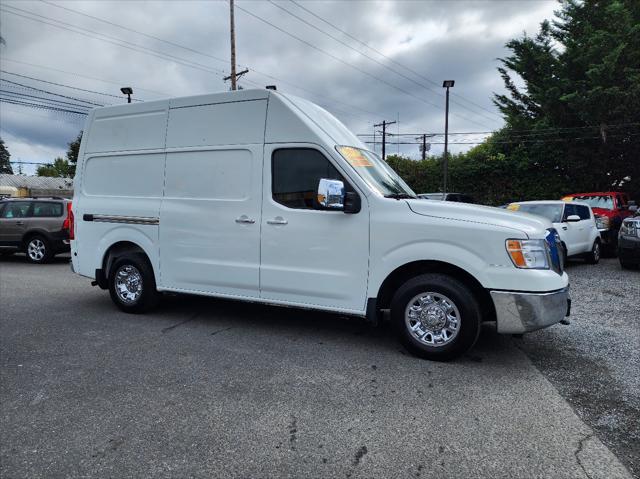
{"left": 561, "top": 192, "right": 634, "bottom": 253}
{"left": 506, "top": 201, "right": 600, "bottom": 264}
{"left": 0, "top": 197, "right": 73, "bottom": 263}
{"left": 70, "top": 88, "right": 570, "bottom": 361}
{"left": 618, "top": 210, "right": 640, "bottom": 269}
{"left": 418, "top": 193, "right": 475, "bottom": 203}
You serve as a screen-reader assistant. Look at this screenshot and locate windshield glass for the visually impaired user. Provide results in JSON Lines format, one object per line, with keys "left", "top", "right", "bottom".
{"left": 420, "top": 193, "right": 444, "bottom": 200}
{"left": 514, "top": 203, "right": 564, "bottom": 223}
{"left": 570, "top": 195, "right": 614, "bottom": 210}
{"left": 336, "top": 146, "right": 416, "bottom": 197}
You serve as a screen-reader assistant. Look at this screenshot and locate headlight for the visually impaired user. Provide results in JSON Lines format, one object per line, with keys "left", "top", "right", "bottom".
{"left": 595, "top": 215, "right": 610, "bottom": 229}
{"left": 620, "top": 220, "right": 638, "bottom": 237}
{"left": 506, "top": 239, "right": 550, "bottom": 269}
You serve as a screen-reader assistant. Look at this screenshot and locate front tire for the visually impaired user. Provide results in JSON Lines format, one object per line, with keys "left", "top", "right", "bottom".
{"left": 390, "top": 273, "right": 481, "bottom": 361}
{"left": 585, "top": 240, "right": 600, "bottom": 264}
{"left": 25, "top": 235, "right": 52, "bottom": 264}
{"left": 108, "top": 253, "right": 160, "bottom": 313}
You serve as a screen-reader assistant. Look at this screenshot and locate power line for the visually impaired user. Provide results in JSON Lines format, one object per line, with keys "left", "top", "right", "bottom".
{"left": 0, "top": 77, "right": 104, "bottom": 106}
{"left": 288, "top": 0, "right": 503, "bottom": 122}
{"left": 0, "top": 89, "right": 94, "bottom": 110}
{"left": 1, "top": 58, "right": 170, "bottom": 97}
{"left": 2, "top": 70, "right": 133, "bottom": 102}
{"left": 1, "top": 6, "right": 229, "bottom": 80}
{"left": 31, "top": 1, "right": 381, "bottom": 119}
{"left": 269, "top": 0, "right": 500, "bottom": 125}
{"left": 0, "top": 98, "right": 89, "bottom": 115}
{"left": 233, "top": 2, "right": 490, "bottom": 130}
{"left": 356, "top": 122, "right": 640, "bottom": 138}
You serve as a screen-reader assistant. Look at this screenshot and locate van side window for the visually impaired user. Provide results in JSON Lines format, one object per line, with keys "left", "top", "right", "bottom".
{"left": 272, "top": 149, "right": 346, "bottom": 210}
{"left": 576, "top": 205, "right": 590, "bottom": 220}
{"left": 33, "top": 202, "right": 63, "bottom": 217}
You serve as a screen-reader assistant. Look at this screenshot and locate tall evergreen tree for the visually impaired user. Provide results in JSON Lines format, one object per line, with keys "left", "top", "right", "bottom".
{"left": 493, "top": 0, "right": 640, "bottom": 196}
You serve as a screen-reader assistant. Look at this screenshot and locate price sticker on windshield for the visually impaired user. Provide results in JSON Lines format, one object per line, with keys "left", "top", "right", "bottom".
{"left": 338, "top": 146, "right": 373, "bottom": 167}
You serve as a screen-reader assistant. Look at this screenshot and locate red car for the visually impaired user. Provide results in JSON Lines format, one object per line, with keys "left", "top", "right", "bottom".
{"left": 561, "top": 192, "right": 634, "bottom": 253}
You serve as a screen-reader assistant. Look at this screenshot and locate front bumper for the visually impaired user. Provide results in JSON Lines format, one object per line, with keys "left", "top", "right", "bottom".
{"left": 618, "top": 234, "right": 640, "bottom": 264}
{"left": 491, "top": 287, "right": 570, "bottom": 334}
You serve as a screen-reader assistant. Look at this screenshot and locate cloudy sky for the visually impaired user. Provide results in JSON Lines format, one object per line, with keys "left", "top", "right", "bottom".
{"left": 0, "top": 0, "right": 557, "bottom": 174}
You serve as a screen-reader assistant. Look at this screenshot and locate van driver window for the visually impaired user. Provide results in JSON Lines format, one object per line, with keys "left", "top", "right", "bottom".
{"left": 272, "top": 149, "right": 346, "bottom": 209}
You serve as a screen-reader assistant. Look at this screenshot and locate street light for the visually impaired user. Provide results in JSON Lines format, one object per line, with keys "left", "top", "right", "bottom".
{"left": 442, "top": 80, "right": 454, "bottom": 198}
{"left": 120, "top": 87, "right": 133, "bottom": 104}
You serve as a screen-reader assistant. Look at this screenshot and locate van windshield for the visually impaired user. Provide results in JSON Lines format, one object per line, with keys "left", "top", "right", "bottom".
{"left": 336, "top": 146, "right": 416, "bottom": 198}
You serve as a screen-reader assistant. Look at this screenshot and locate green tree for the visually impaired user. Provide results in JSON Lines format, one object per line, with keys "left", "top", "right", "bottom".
{"left": 493, "top": 0, "right": 640, "bottom": 198}
{"left": 37, "top": 132, "right": 82, "bottom": 178}
{"left": 37, "top": 157, "right": 73, "bottom": 178}
{"left": 0, "top": 138, "right": 13, "bottom": 174}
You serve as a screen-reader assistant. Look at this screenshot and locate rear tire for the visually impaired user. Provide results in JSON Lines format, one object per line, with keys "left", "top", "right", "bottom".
{"left": 585, "top": 240, "right": 600, "bottom": 264}
{"left": 108, "top": 253, "right": 160, "bottom": 313}
{"left": 390, "top": 273, "right": 481, "bottom": 361}
{"left": 25, "top": 235, "right": 52, "bottom": 264}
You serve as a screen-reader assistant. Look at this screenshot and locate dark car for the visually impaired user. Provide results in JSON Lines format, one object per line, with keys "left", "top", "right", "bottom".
{"left": 418, "top": 192, "right": 475, "bottom": 203}
{"left": 0, "top": 197, "right": 73, "bottom": 263}
{"left": 618, "top": 209, "right": 640, "bottom": 269}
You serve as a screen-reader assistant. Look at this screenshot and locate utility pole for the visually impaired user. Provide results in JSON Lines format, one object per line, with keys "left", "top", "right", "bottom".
{"left": 229, "top": 0, "right": 237, "bottom": 91}
{"left": 415, "top": 134, "right": 433, "bottom": 161}
{"left": 374, "top": 120, "right": 396, "bottom": 160}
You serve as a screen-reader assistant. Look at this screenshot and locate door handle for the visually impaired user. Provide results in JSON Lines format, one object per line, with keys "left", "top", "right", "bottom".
{"left": 235, "top": 215, "right": 255, "bottom": 224}
{"left": 562, "top": 226, "right": 567, "bottom": 230}
{"left": 267, "top": 217, "right": 288, "bottom": 225}
{"left": 15, "top": 221, "right": 24, "bottom": 226}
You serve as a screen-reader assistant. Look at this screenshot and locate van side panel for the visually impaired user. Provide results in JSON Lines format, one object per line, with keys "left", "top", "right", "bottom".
{"left": 166, "top": 100, "right": 266, "bottom": 148}
{"left": 72, "top": 101, "right": 169, "bottom": 281}
{"left": 159, "top": 99, "right": 267, "bottom": 297}
{"left": 85, "top": 102, "right": 168, "bottom": 153}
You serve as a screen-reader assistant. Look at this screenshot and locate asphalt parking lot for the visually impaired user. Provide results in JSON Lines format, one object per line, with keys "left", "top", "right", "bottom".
{"left": 1, "top": 255, "right": 637, "bottom": 478}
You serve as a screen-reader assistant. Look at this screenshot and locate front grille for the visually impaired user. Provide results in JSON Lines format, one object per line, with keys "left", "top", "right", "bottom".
{"left": 546, "top": 228, "right": 563, "bottom": 275}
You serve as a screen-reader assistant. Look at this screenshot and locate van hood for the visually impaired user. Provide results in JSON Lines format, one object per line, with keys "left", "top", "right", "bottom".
{"left": 406, "top": 199, "right": 550, "bottom": 238}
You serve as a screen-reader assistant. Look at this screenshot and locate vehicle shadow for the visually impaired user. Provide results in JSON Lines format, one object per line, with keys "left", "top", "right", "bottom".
{"left": 145, "top": 292, "right": 510, "bottom": 364}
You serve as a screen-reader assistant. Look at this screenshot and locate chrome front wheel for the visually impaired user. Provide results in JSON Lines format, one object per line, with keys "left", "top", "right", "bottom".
{"left": 405, "top": 292, "right": 461, "bottom": 347}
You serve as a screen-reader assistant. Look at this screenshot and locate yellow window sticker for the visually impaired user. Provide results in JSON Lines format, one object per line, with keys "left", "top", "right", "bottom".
{"left": 338, "top": 146, "right": 373, "bottom": 167}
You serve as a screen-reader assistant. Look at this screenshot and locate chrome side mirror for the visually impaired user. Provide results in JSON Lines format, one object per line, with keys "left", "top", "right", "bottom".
{"left": 317, "top": 178, "right": 345, "bottom": 210}
{"left": 566, "top": 214, "right": 581, "bottom": 222}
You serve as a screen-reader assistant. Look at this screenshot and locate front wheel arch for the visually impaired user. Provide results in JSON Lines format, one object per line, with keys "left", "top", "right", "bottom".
{"left": 375, "top": 260, "right": 495, "bottom": 323}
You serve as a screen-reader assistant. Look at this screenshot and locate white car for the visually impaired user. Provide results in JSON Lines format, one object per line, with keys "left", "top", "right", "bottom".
{"left": 507, "top": 201, "right": 601, "bottom": 264}
{"left": 70, "top": 88, "right": 570, "bottom": 361}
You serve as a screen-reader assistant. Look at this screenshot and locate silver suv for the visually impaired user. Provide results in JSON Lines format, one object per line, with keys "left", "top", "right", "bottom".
{"left": 0, "top": 197, "right": 73, "bottom": 263}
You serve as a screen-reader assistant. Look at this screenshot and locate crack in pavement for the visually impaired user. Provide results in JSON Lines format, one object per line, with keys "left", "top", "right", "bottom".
{"left": 210, "top": 326, "right": 234, "bottom": 336}
{"left": 575, "top": 433, "right": 595, "bottom": 479}
{"left": 161, "top": 313, "right": 199, "bottom": 334}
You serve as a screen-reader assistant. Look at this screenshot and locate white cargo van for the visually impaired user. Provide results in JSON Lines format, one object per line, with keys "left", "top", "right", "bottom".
{"left": 71, "top": 89, "right": 570, "bottom": 360}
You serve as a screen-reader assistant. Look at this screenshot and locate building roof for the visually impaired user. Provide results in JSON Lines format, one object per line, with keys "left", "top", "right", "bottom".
{"left": 0, "top": 174, "right": 73, "bottom": 190}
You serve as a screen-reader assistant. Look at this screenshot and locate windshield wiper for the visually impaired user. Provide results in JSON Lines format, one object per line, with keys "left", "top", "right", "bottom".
{"left": 384, "top": 193, "right": 416, "bottom": 200}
